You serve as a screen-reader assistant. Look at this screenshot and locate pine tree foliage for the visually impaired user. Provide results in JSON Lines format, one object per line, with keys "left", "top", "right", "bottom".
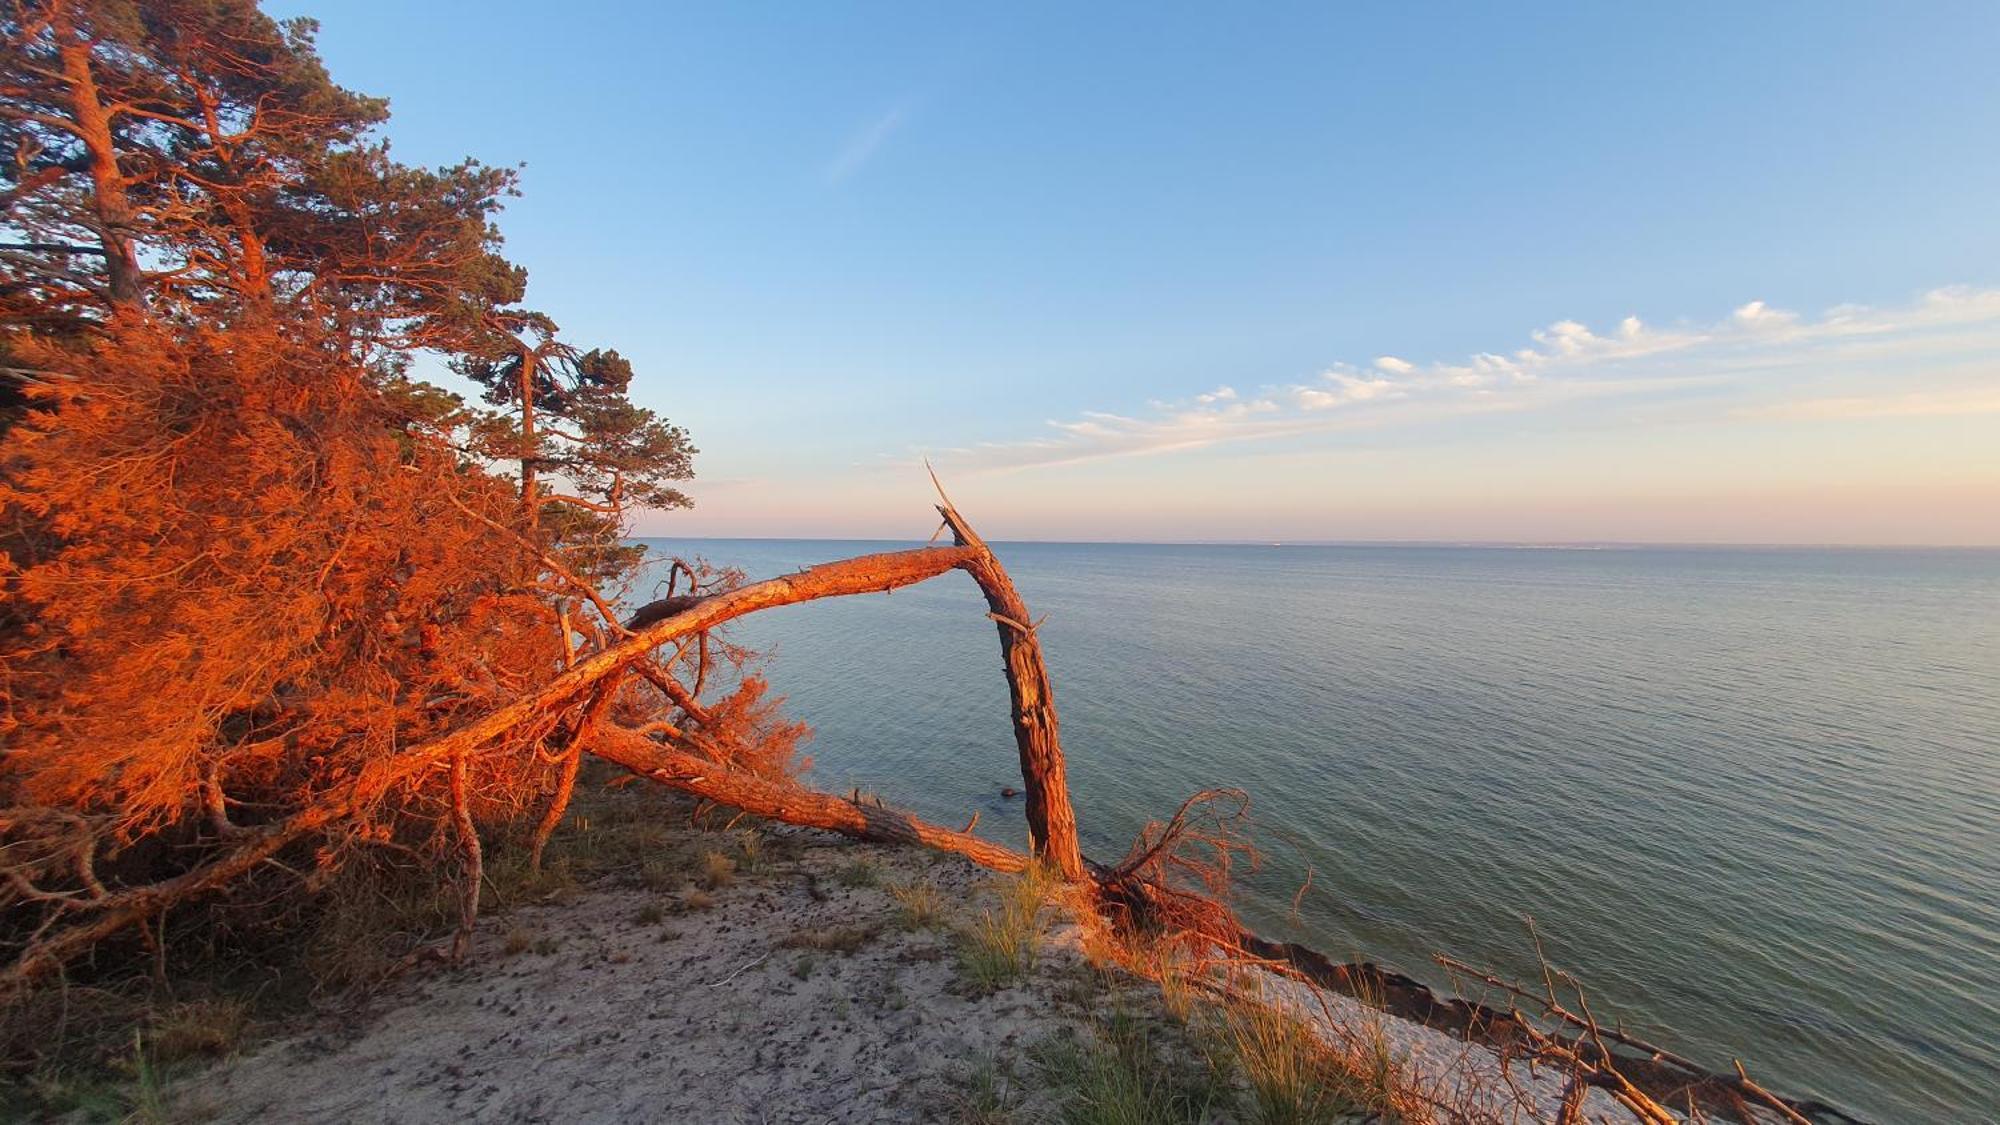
{"left": 0, "top": 0, "right": 756, "bottom": 982}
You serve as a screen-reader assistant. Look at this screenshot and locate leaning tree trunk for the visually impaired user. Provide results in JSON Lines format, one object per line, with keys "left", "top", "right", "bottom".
{"left": 938, "top": 503, "right": 1086, "bottom": 881}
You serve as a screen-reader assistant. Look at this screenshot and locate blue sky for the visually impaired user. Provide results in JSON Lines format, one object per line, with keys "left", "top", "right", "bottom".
{"left": 294, "top": 2, "right": 2000, "bottom": 543}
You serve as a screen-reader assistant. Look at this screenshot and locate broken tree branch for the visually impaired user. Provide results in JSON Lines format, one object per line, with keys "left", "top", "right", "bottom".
{"left": 589, "top": 725, "right": 1030, "bottom": 874}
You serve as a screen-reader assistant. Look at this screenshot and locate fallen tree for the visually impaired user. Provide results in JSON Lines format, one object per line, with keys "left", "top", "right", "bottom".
{"left": 0, "top": 499, "right": 1079, "bottom": 998}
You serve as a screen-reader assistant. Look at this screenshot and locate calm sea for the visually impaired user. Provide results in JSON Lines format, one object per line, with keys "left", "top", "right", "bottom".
{"left": 636, "top": 539, "right": 2000, "bottom": 1123}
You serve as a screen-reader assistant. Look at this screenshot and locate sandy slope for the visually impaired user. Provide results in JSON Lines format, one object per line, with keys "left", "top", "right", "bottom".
{"left": 171, "top": 826, "right": 1124, "bottom": 1123}
{"left": 170, "top": 814, "right": 1635, "bottom": 1124}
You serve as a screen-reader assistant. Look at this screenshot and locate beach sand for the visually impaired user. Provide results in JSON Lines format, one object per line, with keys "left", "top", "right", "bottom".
{"left": 168, "top": 808, "right": 1632, "bottom": 1123}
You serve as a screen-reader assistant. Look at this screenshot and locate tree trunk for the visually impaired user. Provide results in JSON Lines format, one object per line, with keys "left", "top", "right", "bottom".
{"left": 937, "top": 505, "right": 1087, "bottom": 881}
{"left": 449, "top": 749, "right": 482, "bottom": 961}
{"left": 518, "top": 347, "right": 540, "bottom": 520}
{"left": 55, "top": 32, "right": 142, "bottom": 309}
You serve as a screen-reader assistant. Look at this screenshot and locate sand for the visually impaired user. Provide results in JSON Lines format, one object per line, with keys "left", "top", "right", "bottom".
{"left": 169, "top": 816, "right": 1645, "bottom": 1124}
{"left": 170, "top": 825, "right": 1120, "bottom": 1123}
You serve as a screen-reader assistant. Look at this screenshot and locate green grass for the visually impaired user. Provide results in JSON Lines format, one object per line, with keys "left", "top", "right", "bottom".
{"left": 834, "top": 858, "right": 880, "bottom": 888}
{"left": 950, "top": 1055, "right": 1021, "bottom": 1123}
{"left": 9, "top": 1004, "right": 250, "bottom": 1124}
{"left": 955, "top": 863, "right": 1057, "bottom": 992}
{"left": 1029, "top": 1010, "right": 1226, "bottom": 1125}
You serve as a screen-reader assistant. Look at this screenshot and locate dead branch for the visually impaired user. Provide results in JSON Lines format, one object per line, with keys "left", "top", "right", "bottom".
{"left": 1433, "top": 952, "right": 1824, "bottom": 1124}
{"left": 448, "top": 749, "right": 481, "bottom": 962}
{"left": 530, "top": 672, "right": 624, "bottom": 873}
{"left": 589, "top": 725, "right": 1029, "bottom": 873}
{"left": 1433, "top": 954, "right": 1707, "bottom": 1074}
{"left": 635, "top": 657, "right": 712, "bottom": 726}
{"left": 1734, "top": 1061, "right": 1815, "bottom": 1125}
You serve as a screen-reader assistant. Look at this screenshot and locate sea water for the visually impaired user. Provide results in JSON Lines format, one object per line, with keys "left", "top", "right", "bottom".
{"left": 634, "top": 539, "right": 2000, "bottom": 1123}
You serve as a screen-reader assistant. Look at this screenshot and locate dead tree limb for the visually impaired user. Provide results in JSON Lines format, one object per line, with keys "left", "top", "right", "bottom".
{"left": 934, "top": 493, "right": 1086, "bottom": 881}
{"left": 349, "top": 543, "right": 984, "bottom": 801}
{"left": 448, "top": 750, "right": 482, "bottom": 962}
{"left": 589, "top": 725, "right": 1030, "bottom": 873}
{"left": 635, "top": 658, "right": 712, "bottom": 726}
{"left": 531, "top": 672, "right": 624, "bottom": 872}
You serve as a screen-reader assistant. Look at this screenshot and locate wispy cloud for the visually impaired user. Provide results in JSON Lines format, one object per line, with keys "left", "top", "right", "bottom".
{"left": 1740, "top": 388, "right": 2000, "bottom": 421}
{"left": 926, "top": 287, "right": 2000, "bottom": 473}
{"left": 824, "top": 103, "right": 913, "bottom": 184}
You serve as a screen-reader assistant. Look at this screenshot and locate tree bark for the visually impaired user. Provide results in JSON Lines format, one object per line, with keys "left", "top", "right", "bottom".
{"left": 448, "top": 749, "right": 482, "bottom": 961}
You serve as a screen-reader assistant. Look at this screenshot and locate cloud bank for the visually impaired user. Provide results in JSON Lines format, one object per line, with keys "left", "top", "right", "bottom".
{"left": 928, "top": 287, "right": 2000, "bottom": 473}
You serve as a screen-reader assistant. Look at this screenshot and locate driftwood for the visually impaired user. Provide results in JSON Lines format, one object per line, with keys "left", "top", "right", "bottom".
{"left": 0, "top": 504, "right": 1079, "bottom": 998}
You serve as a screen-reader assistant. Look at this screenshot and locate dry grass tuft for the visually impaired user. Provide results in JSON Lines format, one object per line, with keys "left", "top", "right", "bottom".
{"left": 1217, "top": 995, "right": 1366, "bottom": 1125}
{"left": 145, "top": 998, "right": 251, "bottom": 1066}
{"left": 955, "top": 861, "right": 1058, "bottom": 992}
{"left": 735, "top": 831, "right": 768, "bottom": 874}
{"left": 698, "top": 850, "right": 736, "bottom": 890}
{"left": 781, "top": 924, "right": 881, "bottom": 955}
{"left": 886, "top": 876, "right": 946, "bottom": 930}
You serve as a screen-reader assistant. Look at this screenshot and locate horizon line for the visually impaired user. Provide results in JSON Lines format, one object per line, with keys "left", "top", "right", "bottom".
{"left": 628, "top": 534, "right": 2000, "bottom": 551}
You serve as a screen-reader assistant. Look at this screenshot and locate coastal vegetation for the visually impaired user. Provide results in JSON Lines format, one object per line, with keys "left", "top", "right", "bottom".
{"left": 0, "top": 3, "right": 1851, "bottom": 1122}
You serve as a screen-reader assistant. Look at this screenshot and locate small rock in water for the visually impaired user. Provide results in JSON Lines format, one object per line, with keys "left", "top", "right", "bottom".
{"left": 1000, "top": 787, "right": 1019, "bottom": 799}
